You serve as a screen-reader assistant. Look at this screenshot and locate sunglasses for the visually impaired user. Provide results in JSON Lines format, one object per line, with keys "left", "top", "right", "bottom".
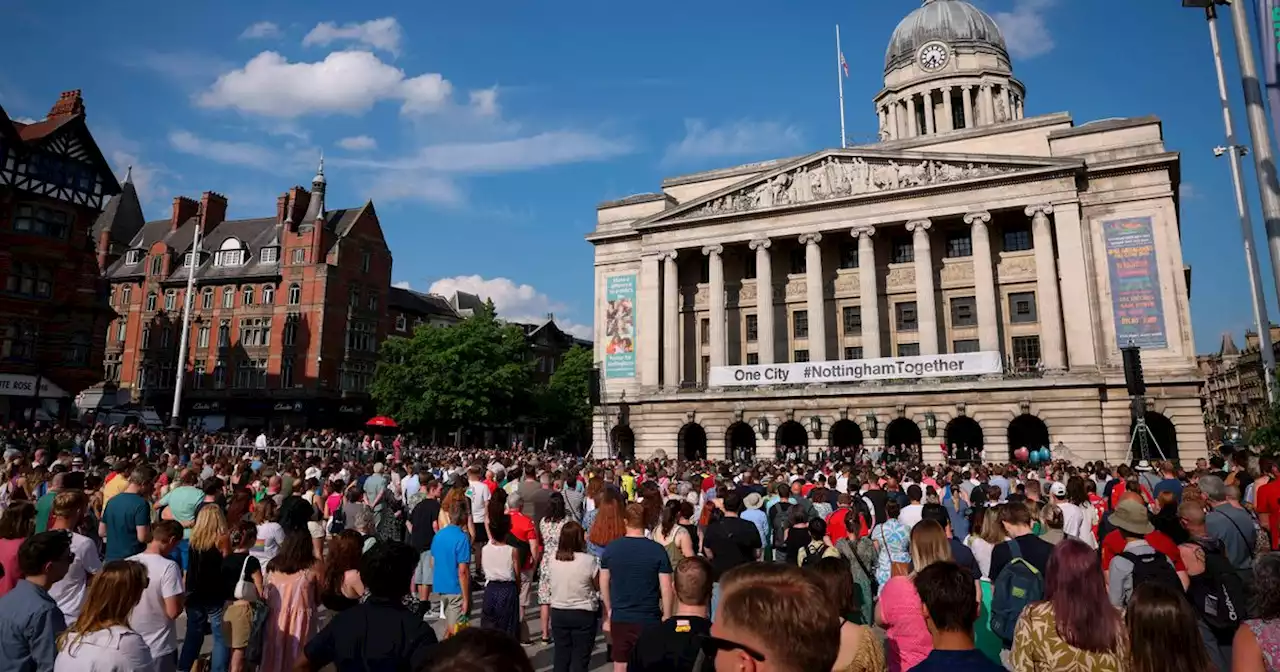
{"left": 700, "top": 634, "right": 767, "bottom": 662}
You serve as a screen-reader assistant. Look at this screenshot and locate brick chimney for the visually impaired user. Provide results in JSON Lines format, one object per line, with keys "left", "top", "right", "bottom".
{"left": 171, "top": 196, "right": 199, "bottom": 231}
{"left": 286, "top": 185, "right": 310, "bottom": 232}
{"left": 276, "top": 192, "right": 290, "bottom": 225}
{"left": 47, "top": 90, "right": 85, "bottom": 120}
{"left": 200, "top": 191, "right": 228, "bottom": 231}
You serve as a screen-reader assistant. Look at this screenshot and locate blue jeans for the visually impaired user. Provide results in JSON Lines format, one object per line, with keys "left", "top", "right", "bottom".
{"left": 710, "top": 581, "right": 722, "bottom": 621}
{"left": 178, "top": 602, "right": 228, "bottom": 672}
{"left": 170, "top": 539, "right": 190, "bottom": 573}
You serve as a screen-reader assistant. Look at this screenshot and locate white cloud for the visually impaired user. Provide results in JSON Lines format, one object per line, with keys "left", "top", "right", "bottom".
{"left": 663, "top": 119, "right": 803, "bottom": 164}
{"left": 240, "top": 21, "right": 280, "bottom": 39}
{"left": 426, "top": 275, "right": 591, "bottom": 338}
{"left": 342, "top": 131, "right": 631, "bottom": 174}
{"left": 303, "top": 17, "right": 403, "bottom": 56}
{"left": 12, "top": 116, "right": 38, "bottom": 124}
{"left": 197, "top": 50, "right": 452, "bottom": 118}
{"left": 1180, "top": 182, "right": 1199, "bottom": 200}
{"left": 168, "top": 130, "right": 311, "bottom": 173}
{"left": 991, "top": 0, "right": 1056, "bottom": 59}
{"left": 338, "top": 135, "right": 378, "bottom": 151}
{"left": 469, "top": 87, "right": 499, "bottom": 117}
{"left": 93, "top": 127, "right": 173, "bottom": 207}
{"left": 364, "top": 172, "right": 463, "bottom": 206}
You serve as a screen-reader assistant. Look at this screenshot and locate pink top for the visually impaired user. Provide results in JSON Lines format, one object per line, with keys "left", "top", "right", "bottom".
{"left": 0, "top": 538, "right": 21, "bottom": 598}
{"left": 262, "top": 569, "right": 318, "bottom": 672}
{"left": 878, "top": 576, "right": 933, "bottom": 672}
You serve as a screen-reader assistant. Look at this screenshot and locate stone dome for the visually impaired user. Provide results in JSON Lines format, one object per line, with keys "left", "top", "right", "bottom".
{"left": 884, "top": 0, "right": 1008, "bottom": 72}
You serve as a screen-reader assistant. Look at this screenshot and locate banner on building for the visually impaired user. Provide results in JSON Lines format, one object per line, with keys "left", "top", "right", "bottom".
{"left": 603, "top": 274, "right": 637, "bottom": 378}
{"left": 1102, "top": 216, "right": 1168, "bottom": 349}
{"left": 1257, "top": 0, "right": 1280, "bottom": 146}
{"left": 708, "top": 351, "right": 1002, "bottom": 387}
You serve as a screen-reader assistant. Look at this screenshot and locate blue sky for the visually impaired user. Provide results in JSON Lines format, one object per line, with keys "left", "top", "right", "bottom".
{"left": 0, "top": 0, "right": 1271, "bottom": 351}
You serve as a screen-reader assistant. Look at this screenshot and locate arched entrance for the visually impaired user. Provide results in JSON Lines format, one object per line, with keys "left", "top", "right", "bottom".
{"left": 610, "top": 424, "right": 635, "bottom": 460}
{"left": 945, "top": 416, "right": 984, "bottom": 463}
{"left": 678, "top": 422, "right": 708, "bottom": 461}
{"left": 725, "top": 422, "right": 757, "bottom": 462}
{"left": 884, "top": 418, "right": 922, "bottom": 463}
{"left": 828, "top": 419, "right": 864, "bottom": 461}
{"left": 1130, "top": 412, "right": 1179, "bottom": 462}
{"left": 775, "top": 420, "right": 808, "bottom": 462}
{"left": 1007, "top": 414, "right": 1050, "bottom": 462}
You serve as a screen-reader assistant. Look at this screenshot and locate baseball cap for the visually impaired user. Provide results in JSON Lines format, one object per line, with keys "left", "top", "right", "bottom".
{"left": 1050, "top": 482, "right": 1067, "bottom": 498}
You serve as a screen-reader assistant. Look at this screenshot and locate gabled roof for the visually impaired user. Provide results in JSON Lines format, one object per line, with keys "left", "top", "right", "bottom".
{"left": 93, "top": 174, "right": 147, "bottom": 246}
{"left": 388, "top": 287, "right": 458, "bottom": 319}
{"left": 1221, "top": 332, "right": 1241, "bottom": 357}
{"left": 626, "top": 147, "right": 1084, "bottom": 231}
{"left": 450, "top": 291, "right": 485, "bottom": 316}
{"left": 1, "top": 91, "right": 122, "bottom": 202}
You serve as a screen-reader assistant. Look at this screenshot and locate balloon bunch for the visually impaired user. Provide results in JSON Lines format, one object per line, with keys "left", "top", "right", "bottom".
{"left": 1013, "top": 446, "right": 1053, "bottom": 464}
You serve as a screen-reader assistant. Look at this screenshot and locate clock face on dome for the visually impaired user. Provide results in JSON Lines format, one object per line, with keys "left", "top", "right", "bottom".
{"left": 917, "top": 42, "right": 949, "bottom": 72}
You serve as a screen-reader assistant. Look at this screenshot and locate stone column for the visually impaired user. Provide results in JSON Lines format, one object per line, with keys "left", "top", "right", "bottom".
{"left": 749, "top": 238, "right": 775, "bottom": 364}
{"left": 1027, "top": 204, "right": 1066, "bottom": 371}
{"left": 962, "top": 85, "right": 975, "bottom": 128}
{"left": 702, "top": 244, "right": 726, "bottom": 370}
{"left": 799, "top": 232, "right": 827, "bottom": 361}
{"left": 923, "top": 90, "right": 936, "bottom": 135}
{"left": 907, "top": 219, "right": 939, "bottom": 355}
{"left": 982, "top": 84, "right": 996, "bottom": 126}
{"left": 661, "top": 250, "right": 680, "bottom": 389}
{"left": 852, "top": 226, "right": 881, "bottom": 359}
{"left": 963, "top": 211, "right": 1000, "bottom": 353}
{"left": 639, "top": 253, "right": 661, "bottom": 386}
{"left": 942, "top": 86, "right": 954, "bottom": 132}
{"left": 906, "top": 95, "right": 919, "bottom": 137}
{"left": 886, "top": 103, "right": 898, "bottom": 140}
{"left": 1049, "top": 203, "right": 1097, "bottom": 369}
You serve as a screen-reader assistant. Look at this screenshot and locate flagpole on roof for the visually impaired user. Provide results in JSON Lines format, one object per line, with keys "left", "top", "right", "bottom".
{"left": 836, "top": 24, "right": 848, "bottom": 149}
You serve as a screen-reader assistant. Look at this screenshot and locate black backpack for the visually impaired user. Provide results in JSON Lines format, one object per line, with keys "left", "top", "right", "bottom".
{"left": 328, "top": 503, "right": 346, "bottom": 534}
{"left": 1119, "top": 551, "right": 1182, "bottom": 602}
{"left": 801, "top": 541, "right": 829, "bottom": 568}
{"left": 1195, "top": 545, "right": 1247, "bottom": 638}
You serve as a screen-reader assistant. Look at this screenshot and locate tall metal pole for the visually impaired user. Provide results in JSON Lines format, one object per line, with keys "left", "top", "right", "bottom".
{"left": 169, "top": 222, "right": 202, "bottom": 428}
{"left": 836, "top": 24, "right": 847, "bottom": 149}
{"left": 1229, "top": 0, "right": 1280, "bottom": 344}
{"left": 1209, "top": 5, "right": 1278, "bottom": 403}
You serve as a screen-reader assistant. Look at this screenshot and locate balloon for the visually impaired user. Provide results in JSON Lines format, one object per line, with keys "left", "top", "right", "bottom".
{"left": 1038, "top": 447, "right": 1052, "bottom": 463}
{"left": 1014, "top": 447, "right": 1029, "bottom": 462}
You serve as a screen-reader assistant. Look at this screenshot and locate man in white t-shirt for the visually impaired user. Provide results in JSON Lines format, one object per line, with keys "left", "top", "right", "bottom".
{"left": 898, "top": 484, "right": 925, "bottom": 529}
{"left": 129, "top": 520, "right": 185, "bottom": 672}
{"left": 1050, "top": 482, "right": 1094, "bottom": 547}
{"left": 466, "top": 465, "right": 491, "bottom": 543}
{"left": 47, "top": 491, "right": 102, "bottom": 623}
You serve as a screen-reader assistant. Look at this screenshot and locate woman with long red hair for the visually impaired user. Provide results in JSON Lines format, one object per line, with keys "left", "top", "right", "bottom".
{"left": 1010, "top": 537, "right": 1126, "bottom": 671}
{"left": 585, "top": 489, "right": 625, "bottom": 558}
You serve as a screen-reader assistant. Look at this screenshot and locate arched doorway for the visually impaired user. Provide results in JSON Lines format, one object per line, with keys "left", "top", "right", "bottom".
{"left": 775, "top": 420, "right": 808, "bottom": 462}
{"left": 828, "top": 419, "right": 864, "bottom": 461}
{"left": 884, "top": 418, "right": 922, "bottom": 463}
{"left": 678, "top": 422, "right": 708, "bottom": 461}
{"left": 725, "top": 422, "right": 757, "bottom": 462}
{"left": 1007, "top": 414, "right": 1050, "bottom": 462}
{"left": 610, "top": 424, "right": 635, "bottom": 460}
{"left": 945, "top": 416, "right": 984, "bottom": 463}
{"left": 1130, "top": 412, "right": 1179, "bottom": 462}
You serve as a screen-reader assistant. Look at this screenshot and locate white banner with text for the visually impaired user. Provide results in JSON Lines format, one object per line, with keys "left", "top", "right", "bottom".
{"left": 708, "top": 351, "right": 1002, "bottom": 386}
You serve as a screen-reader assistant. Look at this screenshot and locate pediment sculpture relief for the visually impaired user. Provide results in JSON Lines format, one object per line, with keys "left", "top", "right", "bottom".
{"left": 997, "top": 255, "right": 1037, "bottom": 282}
{"left": 886, "top": 265, "right": 915, "bottom": 290}
{"left": 684, "top": 157, "right": 1022, "bottom": 219}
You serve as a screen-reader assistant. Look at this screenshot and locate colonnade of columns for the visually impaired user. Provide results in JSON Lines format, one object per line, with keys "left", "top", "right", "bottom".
{"left": 878, "top": 82, "right": 1023, "bottom": 141}
{"left": 641, "top": 203, "right": 1068, "bottom": 389}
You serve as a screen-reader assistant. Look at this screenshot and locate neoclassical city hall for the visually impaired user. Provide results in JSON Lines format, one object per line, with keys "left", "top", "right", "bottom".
{"left": 589, "top": 0, "right": 1205, "bottom": 463}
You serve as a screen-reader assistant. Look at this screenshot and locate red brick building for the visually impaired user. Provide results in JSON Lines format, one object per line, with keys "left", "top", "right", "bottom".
{"left": 101, "top": 161, "right": 392, "bottom": 430}
{"left": 0, "top": 91, "right": 121, "bottom": 424}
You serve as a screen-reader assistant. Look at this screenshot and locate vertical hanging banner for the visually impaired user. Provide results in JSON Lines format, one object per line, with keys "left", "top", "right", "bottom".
{"left": 603, "top": 274, "right": 637, "bottom": 378}
{"left": 1103, "top": 217, "right": 1168, "bottom": 349}
{"left": 1257, "top": 0, "right": 1280, "bottom": 142}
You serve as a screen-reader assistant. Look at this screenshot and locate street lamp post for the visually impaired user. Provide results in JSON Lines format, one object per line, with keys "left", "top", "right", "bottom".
{"left": 1186, "top": 0, "right": 1279, "bottom": 404}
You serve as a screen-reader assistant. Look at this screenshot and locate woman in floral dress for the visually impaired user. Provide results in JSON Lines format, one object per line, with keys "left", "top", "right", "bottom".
{"left": 870, "top": 499, "right": 911, "bottom": 595}
{"left": 537, "top": 492, "right": 568, "bottom": 643}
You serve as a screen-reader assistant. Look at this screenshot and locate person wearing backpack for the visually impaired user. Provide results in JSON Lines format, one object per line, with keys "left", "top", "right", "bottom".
{"left": 987, "top": 503, "right": 1053, "bottom": 649}
{"left": 797, "top": 517, "right": 838, "bottom": 567}
{"left": 1180, "top": 538, "right": 1244, "bottom": 671}
{"left": 1106, "top": 498, "right": 1181, "bottom": 608}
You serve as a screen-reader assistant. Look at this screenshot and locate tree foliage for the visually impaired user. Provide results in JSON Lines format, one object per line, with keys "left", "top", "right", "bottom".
{"left": 1251, "top": 402, "right": 1280, "bottom": 457}
{"left": 536, "top": 345, "right": 594, "bottom": 445}
{"left": 371, "top": 300, "right": 533, "bottom": 431}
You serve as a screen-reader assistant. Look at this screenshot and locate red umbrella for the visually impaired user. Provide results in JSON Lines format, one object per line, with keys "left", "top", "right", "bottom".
{"left": 366, "top": 416, "right": 398, "bottom": 428}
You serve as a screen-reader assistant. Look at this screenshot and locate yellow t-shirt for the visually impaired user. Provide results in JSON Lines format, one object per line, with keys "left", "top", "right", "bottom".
{"left": 101, "top": 473, "right": 130, "bottom": 508}
{"left": 621, "top": 474, "right": 636, "bottom": 501}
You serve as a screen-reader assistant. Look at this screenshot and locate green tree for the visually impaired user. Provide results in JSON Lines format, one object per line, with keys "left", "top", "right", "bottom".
{"left": 537, "top": 345, "right": 594, "bottom": 448}
{"left": 371, "top": 300, "right": 533, "bottom": 434}
{"left": 1251, "top": 401, "right": 1280, "bottom": 457}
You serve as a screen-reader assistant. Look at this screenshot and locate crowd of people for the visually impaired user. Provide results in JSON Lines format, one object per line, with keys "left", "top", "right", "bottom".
{"left": 0, "top": 422, "right": 1277, "bottom": 672}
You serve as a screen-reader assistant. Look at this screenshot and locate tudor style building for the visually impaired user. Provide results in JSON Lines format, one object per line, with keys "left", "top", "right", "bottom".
{"left": 589, "top": 0, "right": 1205, "bottom": 464}
{"left": 0, "top": 90, "right": 121, "bottom": 424}
{"left": 100, "top": 161, "right": 393, "bottom": 430}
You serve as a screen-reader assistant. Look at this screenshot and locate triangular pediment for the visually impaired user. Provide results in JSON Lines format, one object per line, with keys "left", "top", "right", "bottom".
{"left": 639, "top": 148, "right": 1082, "bottom": 227}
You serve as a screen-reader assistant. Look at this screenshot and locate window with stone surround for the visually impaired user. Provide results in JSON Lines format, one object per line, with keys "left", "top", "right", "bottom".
{"left": 1002, "top": 226, "right": 1033, "bottom": 252}
{"left": 951, "top": 296, "right": 977, "bottom": 327}
{"left": 793, "top": 310, "right": 808, "bottom": 339}
{"left": 218, "top": 320, "right": 230, "bottom": 348}
{"left": 891, "top": 236, "right": 914, "bottom": 264}
{"left": 793, "top": 349, "right": 809, "bottom": 363}
{"left": 1009, "top": 291, "right": 1037, "bottom": 323}
{"left": 895, "top": 302, "right": 918, "bottom": 332}
{"left": 1012, "top": 335, "right": 1041, "bottom": 366}
{"left": 844, "top": 346, "right": 863, "bottom": 360}
{"left": 262, "top": 285, "right": 275, "bottom": 305}
{"left": 898, "top": 342, "right": 920, "bottom": 357}
{"left": 953, "top": 339, "right": 980, "bottom": 353}
{"left": 747, "top": 352, "right": 759, "bottom": 365}
{"left": 288, "top": 284, "right": 301, "bottom": 305}
{"left": 842, "top": 306, "right": 861, "bottom": 335}
{"left": 164, "top": 290, "right": 176, "bottom": 312}
{"left": 281, "top": 357, "right": 295, "bottom": 388}
{"left": 700, "top": 318, "right": 710, "bottom": 345}
{"left": 222, "top": 287, "right": 234, "bottom": 309}
{"left": 946, "top": 231, "right": 972, "bottom": 258}
{"left": 141, "top": 327, "right": 151, "bottom": 349}
{"left": 838, "top": 243, "right": 859, "bottom": 269}
{"left": 193, "top": 360, "right": 205, "bottom": 389}
{"left": 745, "top": 314, "right": 758, "bottom": 342}
{"left": 146, "top": 292, "right": 157, "bottom": 311}
{"left": 743, "top": 254, "right": 757, "bottom": 279}
{"left": 789, "top": 248, "right": 806, "bottom": 274}
{"left": 197, "top": 326, "right": 209, "bottom": 348}
{"left": 201, "top": 289, "right": 213, "bottom": 310}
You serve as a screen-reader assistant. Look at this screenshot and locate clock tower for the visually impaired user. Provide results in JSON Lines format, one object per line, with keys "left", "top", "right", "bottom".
{"left": 872, "top": 0, "right": 1024, "bottom": 140}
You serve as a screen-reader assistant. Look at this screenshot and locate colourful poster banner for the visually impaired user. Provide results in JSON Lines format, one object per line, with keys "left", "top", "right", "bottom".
{"left": 1103, "top": 217, "right": 1168, "bottom": 350}
{"left": 603, "top": 274, "right": 637, "bottom": 378}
